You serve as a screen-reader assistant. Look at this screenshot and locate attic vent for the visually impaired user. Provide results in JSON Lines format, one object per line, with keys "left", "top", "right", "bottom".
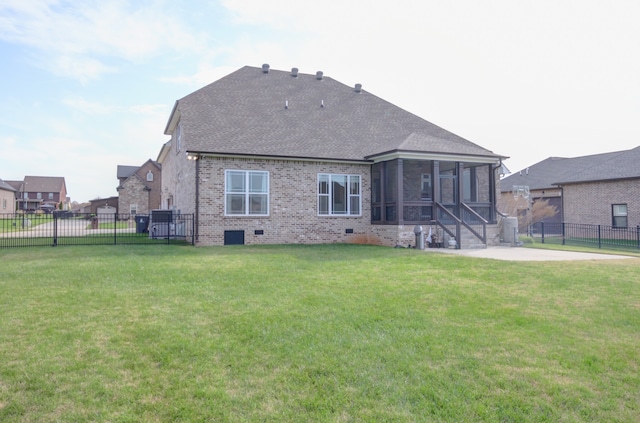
{"left": 354, "top": 83, "right": 362, "bottom": 93}
{"left": 262, "top": 63, "right": 270, "bottom": 73}
{"left": 316, "top": 71, "right": 323, "bottom": 80}
{"left": 291, "top": 67, "right": 298, "bottom": 77}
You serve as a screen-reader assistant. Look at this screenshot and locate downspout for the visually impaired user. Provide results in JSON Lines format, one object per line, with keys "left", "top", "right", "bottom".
{"left": 195, "top": 157, "right": 200, "bottom": 244}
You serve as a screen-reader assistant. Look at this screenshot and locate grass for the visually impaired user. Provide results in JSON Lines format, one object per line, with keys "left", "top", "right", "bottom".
{"left": 0, "top": 216, "right": 52, "bottom": 233}
{"left": 521, "top": 236, "right": 640, "bottom": 258}
{"left": 1, "top": 244, "right": 639, "bottom": 422}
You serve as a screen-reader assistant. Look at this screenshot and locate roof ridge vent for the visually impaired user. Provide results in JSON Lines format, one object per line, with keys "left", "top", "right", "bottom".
{"left": 262, "top": 63, "right": 270, "bottom": 73}
{"left": 316, "top": 71, "right": 323, "bottom": 80}
{"left": 291, "top": 67, "right": 298, "bottom": 77}
{"left": 354, "top": 83, "right": 362, "bottom": 93}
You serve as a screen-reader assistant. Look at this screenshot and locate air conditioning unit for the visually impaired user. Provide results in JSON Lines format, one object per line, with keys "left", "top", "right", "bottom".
{"left": 149, "top": 209, "right": 187, "bottom": 240}
{"left": 149, "top": 209, "right": 173, "bottom": 239}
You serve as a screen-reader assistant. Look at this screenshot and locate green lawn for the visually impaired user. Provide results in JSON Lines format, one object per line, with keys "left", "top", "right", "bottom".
{"left": 0, "top": 216, "right": 52, "bottom": 233}
{"left": 1, "top": 245, "right": 638, "bottom": 422}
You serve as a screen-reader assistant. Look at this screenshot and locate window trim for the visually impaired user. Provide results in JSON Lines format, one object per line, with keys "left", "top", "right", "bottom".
{"left": 224, "top": 170, "right": 270, "bottom": 216}
{"left": 318, "top": 173, "right": 362, "bottom": 217}
{"left": 612, "top": 203, "right": 628, "bottom": 228}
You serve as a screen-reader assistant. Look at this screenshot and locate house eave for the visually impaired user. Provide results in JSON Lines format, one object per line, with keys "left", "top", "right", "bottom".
{"left": 186, "top": 150, "right": 372, "bottom": 165}
{"left": 366, "top": 150, "right": 504, "bottom": 164}
{"left": 554, "top": 175, "right": 640, "bottom": 186}
{"left": 164, "top": 101, "right": 180, "bottom": 135}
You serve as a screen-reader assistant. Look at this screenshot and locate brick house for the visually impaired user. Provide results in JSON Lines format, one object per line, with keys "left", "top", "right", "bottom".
{"left": 158, "top": 65, "right": 506, "bottom": 247}
{"left": 87, "top": 196, "right": 119, "bottom": 215}
{"left": 8, "top": 176, "right": 68, "bottom": 212}
{"left": 500, "top": 146, "right": 640, "bottom": 228}
{"left": 116, "top": 160, "right": 162, "bottom": 217}
{"left": 0, "top": 178, "right": 17, "bottom": 214}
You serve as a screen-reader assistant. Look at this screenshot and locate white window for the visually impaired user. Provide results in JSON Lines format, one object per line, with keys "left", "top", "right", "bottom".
{"left": 48, "top": 193, "right": 54, "bottom": 200}
{"left": 225, "top": 170, "right": 269, "bottom": 216}
{"left": 130, "top": 204, "right": 137, "bottom": 215}
{"left": 318, "top": 174, "right": 361, "bottom": 216}
{"left": 612, "top": 204, "right": 627, "bottom": 228}
{"left": 147, "top": 171, "right": 154, "bottom": 182}
{"left": 37, "top": 192, "right": 42, "bottom": 199}
{"left": 2, "top": 199, "right": 6, "bottom": 209}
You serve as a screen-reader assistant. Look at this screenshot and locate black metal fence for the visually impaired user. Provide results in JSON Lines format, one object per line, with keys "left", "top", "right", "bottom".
{"left": 531, "top": 221, "right": 640, "bottom": 251}
{"left": 0, "top": 212, "right": 194, "bottom": 248}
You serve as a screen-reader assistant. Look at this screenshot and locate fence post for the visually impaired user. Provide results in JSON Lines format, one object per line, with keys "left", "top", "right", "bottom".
{"left": 562, "top": 222, "right": 565, "bottom": 245}
{"left": 114, "top": 213, "right": 117, "bottom": 245}
{"left": 541, "top": 222, "right": 545, "bottom": 244}
{"left": 598, "top": 225, "right": 601, "bottom": 249}
{"left": 637, "top": 225, "right": 640, "bottom": 250}
{"left": 53, "top": 213, "right": 58, "bottom": 247}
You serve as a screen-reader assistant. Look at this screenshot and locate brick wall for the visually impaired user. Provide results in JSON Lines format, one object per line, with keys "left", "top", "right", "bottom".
{"left": 118, "top": 177, "right": 150, "bottom": 216}
{"left": 195, "top": 157, "right": 378, "bottom": 246}
{"left": 162, "top": 152, "right": 502, "bottom": 247}
{"left": 562, "top": 179, "right": 640, "bottom": 226}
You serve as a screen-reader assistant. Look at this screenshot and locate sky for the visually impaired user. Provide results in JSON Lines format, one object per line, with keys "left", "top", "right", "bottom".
{"left": 1, "top": 0, "right": 639, "bottom": 203}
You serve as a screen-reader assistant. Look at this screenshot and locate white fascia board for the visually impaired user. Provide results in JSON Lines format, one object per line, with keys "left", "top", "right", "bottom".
{"left": 164, "top": 102, "right": 180, "bottom": 135}
{"left": 370, "top": 151, "right": 502, "bottom": 165}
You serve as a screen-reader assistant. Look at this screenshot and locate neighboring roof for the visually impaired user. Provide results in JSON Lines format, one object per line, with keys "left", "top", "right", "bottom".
{"left": 165, "top": 65, "right": 505, "bottom": 163}
{"left": 557, "top": 146, "right": 640, "bottom": 185}
{"left": 117, "top": 165, "right": 139, "bottom": 179}
{"left": 5, "top": 180, "right": 22, "bottom": 191}
{"left": 500, "top": 146, "right": 640, "bottom": 191}
{"left": 23, "top": 176, "right": 66, "bottom": 193}
{"left": 0, "top": 178, "right": 16, "bottom": 192}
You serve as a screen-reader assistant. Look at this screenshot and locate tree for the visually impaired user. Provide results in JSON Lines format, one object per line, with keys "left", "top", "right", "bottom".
{"left": 498, "top": 195, "right": 558, "bottom": 233}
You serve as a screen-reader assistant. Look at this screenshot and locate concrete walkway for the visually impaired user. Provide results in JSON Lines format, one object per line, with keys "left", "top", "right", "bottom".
{"left": 423, "top": 246, "right": 637, "bottom": 261}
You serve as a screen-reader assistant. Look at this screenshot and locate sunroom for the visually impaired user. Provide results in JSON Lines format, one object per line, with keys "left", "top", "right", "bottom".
{"left": 371, "top": 156, "right": 501, "bottom": 248}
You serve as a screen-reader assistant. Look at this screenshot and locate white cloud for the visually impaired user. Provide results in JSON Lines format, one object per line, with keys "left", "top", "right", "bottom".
{"left": 0, "top": 0, "right": 207, "bottom": 81}
{"left": 62, "top": 97, "right": 114, "bottom": 115}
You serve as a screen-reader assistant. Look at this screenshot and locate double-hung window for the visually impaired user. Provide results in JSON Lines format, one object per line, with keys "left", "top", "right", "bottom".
{"left": 612, "top": 204, "right": 627, "bottom": 228}
{"left": 225, "top": 170, "right": 269, "bottom": 216}
{"left": 318, "top": 174, "right": 361, "bottom": 216}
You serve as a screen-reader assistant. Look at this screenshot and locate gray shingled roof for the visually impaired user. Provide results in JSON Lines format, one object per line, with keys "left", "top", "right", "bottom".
{"left": 117, "top": 165, "right": 139, "bottom": 179}
{"left": 556, "top": 146, "right": 640, "bottom": 184}
{"left": 501, "top": 146, "right": 640, "bottom": 191}
{"left": 23, "top": 176, "right": 66, "bottom": 193}
{"left": 0, "top": 178, "right": 16, "bottom": 192}
{"left": 165, "top": 65, "right": 504, "bottom": 162}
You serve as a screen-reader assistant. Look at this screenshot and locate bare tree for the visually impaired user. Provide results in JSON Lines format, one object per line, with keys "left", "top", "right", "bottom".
{"left": 498, "top": 195, "right": 558, "bottom": 233}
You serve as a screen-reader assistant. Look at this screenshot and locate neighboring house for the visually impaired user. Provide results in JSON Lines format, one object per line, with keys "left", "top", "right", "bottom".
{"left": 500, "top": 146, "right": 640, "bottom": 227}
{"left": 9, "top": 176, "right": 68, "bottom": 212}
{"left": 116, "top": 159, "right": 162, "bottom": 217}
{"left": 158, "top": 65, "right": 506, "bottom": 247}
{"left": 0, "top": 178, "right": 17, "bottom": 214}
{"left": 87, "top": 196, "right": 119, "bottom": 215}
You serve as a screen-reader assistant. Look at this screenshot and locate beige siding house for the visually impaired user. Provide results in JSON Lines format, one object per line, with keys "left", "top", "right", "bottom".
{"left": 0, "top": 179, "right": 16, "bottom": 214}
{"left": 158, "top": 65, "right": 506, "bottom": 247}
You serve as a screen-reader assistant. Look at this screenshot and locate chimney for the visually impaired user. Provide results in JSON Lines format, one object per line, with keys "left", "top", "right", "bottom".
{"left": 354, "top": 83, "right": 362, "bottom": 93}
{"left": 316, "top": 71, "right": 323, "bottom": 80}
{"left": 291, "top": 67, "right": 298, "bottom": 77}
{"left": 262, "top": 63, "right": 270, "bottom": 73}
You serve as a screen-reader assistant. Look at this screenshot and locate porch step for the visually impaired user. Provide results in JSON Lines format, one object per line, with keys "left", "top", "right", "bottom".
{"left": 459, "top": 226, "right": 487, "bottom": 249}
